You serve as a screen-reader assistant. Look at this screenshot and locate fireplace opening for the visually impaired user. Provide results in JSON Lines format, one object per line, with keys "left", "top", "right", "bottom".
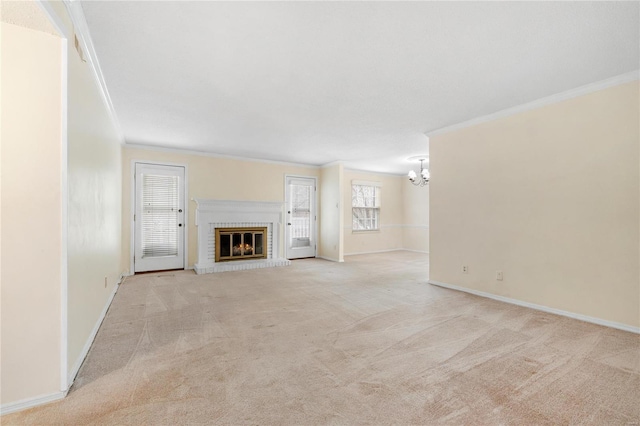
{"left": 215, "top": 227, "right": 267, "bottom": 262}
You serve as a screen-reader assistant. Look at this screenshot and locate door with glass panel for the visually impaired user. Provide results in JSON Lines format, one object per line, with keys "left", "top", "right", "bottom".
{"left": 285, "top": 176, "right": 317, "bottom": 259}
{"left": 134, "top": 163, "right": 185, "bottom": 272}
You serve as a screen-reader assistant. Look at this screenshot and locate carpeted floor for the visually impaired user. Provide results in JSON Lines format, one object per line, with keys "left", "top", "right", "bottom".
{"left": 3, "top": 251, "right": 639, "bottom": 425}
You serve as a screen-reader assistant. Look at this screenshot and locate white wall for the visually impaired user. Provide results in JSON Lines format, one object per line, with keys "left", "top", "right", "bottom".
{"left": 430, "top": 81, "right": 639, "bottom": 328}
{"left": 1, "top": 2, "right": 125, "bottom": 410}
{"left": 1, "top": 21, "right": 63, "bottom": 405}
{"left": 58, "top": 4, "right": 124, "bottom": 379}
{"left": 319, "top": 163, "right": 344, "bottom": 261}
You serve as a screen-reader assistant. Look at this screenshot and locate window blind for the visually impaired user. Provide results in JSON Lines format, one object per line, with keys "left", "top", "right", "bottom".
{"left": 141, "top": 174, "right": 179, "bottom": 258}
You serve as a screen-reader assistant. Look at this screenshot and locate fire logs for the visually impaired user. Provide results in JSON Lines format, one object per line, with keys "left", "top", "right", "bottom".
{"left": 232, "top": 243, "right": 253, "bottom": 256}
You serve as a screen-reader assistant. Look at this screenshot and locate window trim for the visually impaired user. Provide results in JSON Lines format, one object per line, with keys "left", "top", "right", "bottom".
{"left": 351, "top": 180, "right": 382, "bottom": 232}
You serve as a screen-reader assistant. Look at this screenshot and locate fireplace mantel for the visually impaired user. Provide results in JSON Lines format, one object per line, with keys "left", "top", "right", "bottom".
{"left": 193, "top": 199, "right": 291, "bottom": 274}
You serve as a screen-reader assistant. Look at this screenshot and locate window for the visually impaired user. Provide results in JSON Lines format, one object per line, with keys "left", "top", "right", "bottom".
{"left": 290, "top": 183, "right": 311, "bottom": 247}
{"left": 352, "top": 181, "right": 381, "bottom": 231}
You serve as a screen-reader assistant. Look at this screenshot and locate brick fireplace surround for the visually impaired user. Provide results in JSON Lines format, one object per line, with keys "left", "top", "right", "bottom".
{"left": 193, "top": 199, "right": 291, "bottom": 274}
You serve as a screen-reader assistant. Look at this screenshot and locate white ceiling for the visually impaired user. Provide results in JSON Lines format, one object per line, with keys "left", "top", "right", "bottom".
{"left": 81, "top": 1, "right": 639, "bottom": 174}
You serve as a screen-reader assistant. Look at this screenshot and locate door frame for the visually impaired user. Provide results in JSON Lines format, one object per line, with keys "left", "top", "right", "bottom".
{"left": 130, "top": 160, "right": 189, "bottom": 274}
{"left": 284, "top": 174, "right": 318, "bottom": 259}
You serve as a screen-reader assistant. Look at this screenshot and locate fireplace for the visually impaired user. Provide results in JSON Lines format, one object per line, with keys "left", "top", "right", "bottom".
{"left": 215, "top": 227, "right": 267, "bottom": 262}
{"left": 194, "top": 199, "right": 291, "bottom": 274}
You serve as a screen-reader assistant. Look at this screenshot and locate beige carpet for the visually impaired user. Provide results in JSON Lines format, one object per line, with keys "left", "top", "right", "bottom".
{"left": 3, "top": 251, "right": 639, "bottom": 425}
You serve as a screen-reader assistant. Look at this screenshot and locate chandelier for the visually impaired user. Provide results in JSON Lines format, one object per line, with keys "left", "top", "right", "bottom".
{"left": 407, "top": 156, "right": 429, "bottom": 186}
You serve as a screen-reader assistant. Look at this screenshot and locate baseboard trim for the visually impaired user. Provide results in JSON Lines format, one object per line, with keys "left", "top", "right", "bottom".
{"left": 0, "top": 391, "right": 66, "bottom": 416}
{"left": 318, "top": 256, "right": 344, "bottom": 262}
{"left": 344, "top": 248, "right": 403, "bottom": 256}
{"left": 428, "top": 280, "right": 640, "bottom": 334}
{"left": 402, "top": 249, "right": 430, "bottom": 254}
{"left": 67, "top": 277, "right": 121, "bottom": 385}
{"left": 344, "top": 248, "right": 429, "bottom": 256}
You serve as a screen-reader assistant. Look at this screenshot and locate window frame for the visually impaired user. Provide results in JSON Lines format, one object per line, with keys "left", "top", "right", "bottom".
{"left": 351, "top": 180, "right": 382, "bottom": 232}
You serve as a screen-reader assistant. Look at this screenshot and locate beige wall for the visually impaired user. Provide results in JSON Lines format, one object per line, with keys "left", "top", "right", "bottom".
{"left": 402, "top": 179, "right": 429, "bottom": 253}
{"left": 319, "top": 164, "right": 344, "bottom": 261}
{"left": 122, "top": 147, "right": 319, "bottom": 270}
{"left": 57, "top": 6, "right": 124, "bottom": 377}
{"left": 343, "top": 170, "right": 404, "bottom": 255}
{"left": 430, "top": 81, "right": 640, "bottom": 328}
{"left": 122, "top": 150, "right": 430, "bottom": 266}
{"left": 341, "top": 170, "right": 430, "bottom": 256}
{"left": 1, "top": 22, "right": 62, "bottom": 404}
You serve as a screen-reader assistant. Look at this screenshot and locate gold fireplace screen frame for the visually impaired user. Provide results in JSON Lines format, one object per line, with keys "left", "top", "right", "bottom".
{"left": 215, "top": 227, "right": 268, "bottom": 262}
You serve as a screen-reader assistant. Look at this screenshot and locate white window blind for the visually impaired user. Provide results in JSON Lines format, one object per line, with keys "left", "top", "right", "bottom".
{"left": 141, "top": 174, "right": 179, "bottom": 258}
{"left": 352, "top": 182, "right": 381, "bottom": 231}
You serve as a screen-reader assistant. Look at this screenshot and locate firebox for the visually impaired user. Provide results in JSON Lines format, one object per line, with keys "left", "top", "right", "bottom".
{"left": 215, "top": 227, "right": 267, "bottom": 262}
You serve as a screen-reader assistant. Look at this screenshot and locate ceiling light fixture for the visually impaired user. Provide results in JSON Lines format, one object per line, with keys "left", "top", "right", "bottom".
{"left": 407, "top": 156, "right": 429, "bottom": 186}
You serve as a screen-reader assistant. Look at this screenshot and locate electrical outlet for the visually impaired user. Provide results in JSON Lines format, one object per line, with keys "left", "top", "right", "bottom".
{"left": 462, "top": 265, "right": 468, "bottom": 274}
{"left": 496, "top": 271, "right": 503, "bottom": 281}
{"left": 104, "top": 277, "right": 108, "bottom": 288}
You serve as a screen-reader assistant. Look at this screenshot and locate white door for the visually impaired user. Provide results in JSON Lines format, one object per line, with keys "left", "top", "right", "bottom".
{"left": 134, "top": 163, "right": 185, "bottom": 272}
{"left": 285, "top": 176, "right": 317, "bottom": 259}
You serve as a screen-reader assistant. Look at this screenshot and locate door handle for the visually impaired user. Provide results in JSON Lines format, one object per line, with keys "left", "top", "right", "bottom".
{"left": 287, "top": 223, "right": 291, "bottom": 226}
{"left": 178, "top": 224, "right": 183, "bottom": 227}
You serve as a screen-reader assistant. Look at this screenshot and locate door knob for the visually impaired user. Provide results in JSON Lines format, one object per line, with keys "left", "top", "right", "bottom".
{"left": 287, "top": 223, "right": 291, "bottom": 226}
{"left": 178, "top": 224, "right": 183, "bottom": 227}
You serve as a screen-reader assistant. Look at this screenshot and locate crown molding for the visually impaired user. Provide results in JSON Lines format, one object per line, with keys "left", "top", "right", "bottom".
{"left": 428, "top": 70, "right": 640, "bottom": 137}
{"left": 125, "top": 145, "right": 410, "bottom": 176}
{"left": 320, "top": 160, "right": 345, "bottom": 168}
{"left": 124, "top": 143, "right": 321, "bottom": 169}
{"left": 63, "top": 0, "right": 125, "bottom": 143}
{"left": 35, "top": 1, "right": 71, "bottom": 38}
{"left": 344, "top": 167, "right": 405, "bottom": 177}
